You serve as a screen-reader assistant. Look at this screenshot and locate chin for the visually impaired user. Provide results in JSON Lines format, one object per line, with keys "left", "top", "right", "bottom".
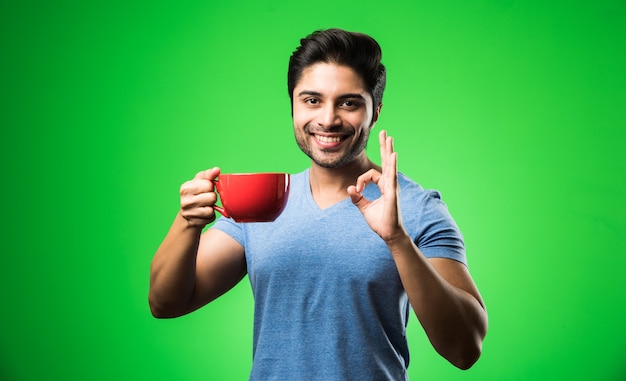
{"left": 312, "top": 152, "right": 361, "bottom": 169}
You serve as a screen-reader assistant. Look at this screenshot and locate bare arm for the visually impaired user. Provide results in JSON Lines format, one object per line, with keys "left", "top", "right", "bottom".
{"left": 149, "top": 168, "right": 246, "bottom": 318}
{"left": 348, "top": 131, "right": 488, "bottom": 369}
{"left": 386, "top": 237, "right": 487, "bottom": 369}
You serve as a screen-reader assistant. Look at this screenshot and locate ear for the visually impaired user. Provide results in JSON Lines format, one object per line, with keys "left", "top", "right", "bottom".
{"left": 371, "top": 102, "right": 383, "bottom": 126}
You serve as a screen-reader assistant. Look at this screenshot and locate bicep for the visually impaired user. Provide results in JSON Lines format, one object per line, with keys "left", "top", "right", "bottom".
{"left": 429, "top": 257, "right": 486, "bottom": 310}
{"left": 188, "top": 228, "right": 247, "bottom": 312}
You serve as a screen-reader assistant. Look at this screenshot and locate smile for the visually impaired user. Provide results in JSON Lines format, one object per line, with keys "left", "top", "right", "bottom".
{"left": 315, "top": 134, "right": 343, "bottom": 143}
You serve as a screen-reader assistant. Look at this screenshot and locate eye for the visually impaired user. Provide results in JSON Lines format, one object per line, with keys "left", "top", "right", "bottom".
{"left": 340, "top": 100, "right": 361, "bottom": 110}
{"left": 304, "top": 97, "right": 320, "bottom": 105}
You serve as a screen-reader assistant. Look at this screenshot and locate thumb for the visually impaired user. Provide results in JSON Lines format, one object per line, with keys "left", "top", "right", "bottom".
{"left": 195, "top": 167, "right": 221, "bottom": 180}
{"left": 347, "top": 185, "right": 369, "bottom": 210}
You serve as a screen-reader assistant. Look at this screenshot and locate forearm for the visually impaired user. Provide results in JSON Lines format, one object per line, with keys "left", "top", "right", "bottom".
{"left": 149, "top": 212, "right": 203, "bottom": 318}
{"left": 386, "top": 233, "right": 487, "bottom": 369}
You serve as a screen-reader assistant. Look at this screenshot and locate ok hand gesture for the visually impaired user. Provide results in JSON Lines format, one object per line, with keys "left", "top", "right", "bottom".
{"left": 348, "top": 130, "right": 406, "bottom": 242}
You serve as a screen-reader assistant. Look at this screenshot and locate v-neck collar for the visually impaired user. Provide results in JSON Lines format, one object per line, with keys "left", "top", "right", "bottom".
{"left": 303, "top": 169, "right": 381, "bottom": 213}
{"left": 304, "top": 169, "right": 354, "bottom": 213}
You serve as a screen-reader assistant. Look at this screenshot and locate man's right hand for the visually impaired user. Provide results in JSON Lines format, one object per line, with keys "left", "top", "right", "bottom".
{"left": 179, "top": 167, "right": 221, "bottom": 228}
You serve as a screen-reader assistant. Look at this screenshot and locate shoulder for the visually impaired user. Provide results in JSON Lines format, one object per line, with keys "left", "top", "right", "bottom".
{"left": 397, "top": 172, "right": 422, "bottom": 191}
{"left": 286, "top": 169, "right": 308, "bottom": 191}
{"left": 396, "top": 172, "right": 456, "bottom": 221}
{"left": 396, "top": 172, "right": 439, "bottom": 206}
{"left": 397, "top": 172, "right": 466, "bottom": 264}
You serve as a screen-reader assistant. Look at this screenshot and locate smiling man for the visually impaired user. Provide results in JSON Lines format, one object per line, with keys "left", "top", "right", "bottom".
{"left": 292, "top": 63, "right": 380, "bottom": 170}
{"left": 149, "top": 28, "right": 488, "bottom": 380}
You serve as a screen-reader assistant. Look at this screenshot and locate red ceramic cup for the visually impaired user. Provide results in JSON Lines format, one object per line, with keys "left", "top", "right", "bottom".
{"left": 212, "top": 173, "right": 290, "bottom": 222}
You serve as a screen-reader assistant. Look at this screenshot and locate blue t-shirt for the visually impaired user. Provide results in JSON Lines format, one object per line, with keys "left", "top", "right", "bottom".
{"left": 213, "top": 169, "right": 466, "bottom": 380}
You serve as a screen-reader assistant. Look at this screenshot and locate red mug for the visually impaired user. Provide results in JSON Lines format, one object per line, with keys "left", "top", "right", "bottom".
{"left": 212, "top": 173, "right": 290, "bottom": 222}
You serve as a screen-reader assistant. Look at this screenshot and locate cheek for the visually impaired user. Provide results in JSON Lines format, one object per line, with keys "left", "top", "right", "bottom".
{"left": 349, "top": 111, "right": 372, "bottom": 129}
{"left": 292, "top": 114, "right": 305, "bottom": 129}
{"left": 292, "top": 106, "right": 311, "bottom": 127}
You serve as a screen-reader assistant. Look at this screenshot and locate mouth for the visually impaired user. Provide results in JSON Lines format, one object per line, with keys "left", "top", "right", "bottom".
{"left": 311, "top": 133, "right": 348, "bottom": 149}
{"left": 314, "top": 134, "right": 343, "bottom": 143}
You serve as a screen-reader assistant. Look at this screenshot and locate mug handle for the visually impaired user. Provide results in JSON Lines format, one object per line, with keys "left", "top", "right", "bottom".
{"left": 211, "top": 179, "right": 230, "bottom": 218}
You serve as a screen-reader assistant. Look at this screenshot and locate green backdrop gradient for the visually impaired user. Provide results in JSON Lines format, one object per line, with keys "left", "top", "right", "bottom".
{"left": 2, "top": 1, "right": 625, "bottom": 380}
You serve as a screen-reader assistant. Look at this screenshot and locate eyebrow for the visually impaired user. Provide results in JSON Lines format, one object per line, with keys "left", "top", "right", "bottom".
{"left": 297, "top": 90, "right": 367, "bottom": 102}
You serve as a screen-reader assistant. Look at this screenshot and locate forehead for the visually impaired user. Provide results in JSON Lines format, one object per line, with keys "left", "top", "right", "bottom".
{"left": 295, "top": 62, "right": 368, "bottom": 96}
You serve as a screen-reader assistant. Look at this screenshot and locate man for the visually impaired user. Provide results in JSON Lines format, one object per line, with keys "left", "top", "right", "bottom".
{"left": 149, "top": 28, "right": 487, "bottom": 380}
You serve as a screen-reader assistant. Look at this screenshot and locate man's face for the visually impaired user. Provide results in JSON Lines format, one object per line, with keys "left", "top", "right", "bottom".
{"left": 292, "top": 62, "right": 380, "bottom": 169}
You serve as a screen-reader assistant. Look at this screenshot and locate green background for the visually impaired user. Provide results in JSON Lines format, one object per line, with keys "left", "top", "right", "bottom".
{"left": 2, "top": 0, "right": 625, "bottom": 380}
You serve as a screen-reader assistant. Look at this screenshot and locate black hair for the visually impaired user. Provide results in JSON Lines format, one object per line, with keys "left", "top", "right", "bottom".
{"left": 287, "top": 28, "right": 386, "bottom": 109}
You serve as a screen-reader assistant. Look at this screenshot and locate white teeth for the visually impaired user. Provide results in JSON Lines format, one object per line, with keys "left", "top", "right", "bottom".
{"left": 316, "top": 135, "right": 342, "bottom": 143}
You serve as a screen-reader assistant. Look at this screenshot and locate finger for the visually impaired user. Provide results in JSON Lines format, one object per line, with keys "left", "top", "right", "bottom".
{"left": 355, "top": 168, "right": 382, "bottom": 192}
{"left": 347, "top": 185, "right": 370, "bottom": 210}
{"left": 180, "top": 205, "right": 217, "bottom": 226}
{"left": 184, "top": 167, "right": 221, "bottom": 195}
{"left": 379, "top": 130, "right": 388, "bottom": 168}
{"left": 182, "top": 191, "right": 218, "bottom": 209}
{"left": 180, "top": 178, "right": 212, "bottom": 196}
{"left": 193, "top": 167, "right": 221, "bottom": 181}
{"left": 386, "top": 152, "right": 398, "bottom": 193}
{"left": 387, "top": 151, "right": 398, "bottom": 194}
{"left": 180, "top": 194, "right": 216, "bottom": 218}
{"left": 182, "top": 205, "right": 217, "bottom": 220}
{"left": 385, "top": 136, "right": 397, "bottom": 176}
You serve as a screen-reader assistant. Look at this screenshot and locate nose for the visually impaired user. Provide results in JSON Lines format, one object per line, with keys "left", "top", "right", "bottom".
{"left": 317, "top": 103, "right": 341, "bottom": 128}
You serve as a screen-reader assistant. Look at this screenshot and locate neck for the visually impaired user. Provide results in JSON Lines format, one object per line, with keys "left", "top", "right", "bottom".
{"left": 308, "top": 154, "right": 380, "bottom": 207}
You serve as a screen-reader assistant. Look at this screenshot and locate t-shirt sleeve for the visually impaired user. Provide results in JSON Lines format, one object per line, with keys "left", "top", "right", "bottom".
{"left": 211, "top": 216, "right": 245, "bottom": 247}
{"left": 414, "top": 190, "right": 467, "bottom": 266}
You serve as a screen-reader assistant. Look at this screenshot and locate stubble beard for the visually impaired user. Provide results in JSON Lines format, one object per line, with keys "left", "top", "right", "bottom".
{"left": 295, "top": 124, "right": 370, "bottom": 169}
